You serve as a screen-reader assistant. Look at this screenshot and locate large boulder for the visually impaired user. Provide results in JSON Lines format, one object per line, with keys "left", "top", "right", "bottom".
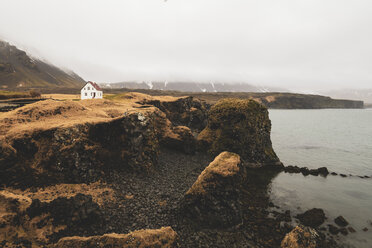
{"left": 296, "top": 208, "right": 326, "bottom": 228}
{"left": 54, "top": 227, "right": 178, "bottom": 248}
{"left": 281, "top": 225, "right": 319, "bottom": 248}
{"left": 197, "top": 98, "right": 281, "bottom": 168}
{"left": 182, "top": 152, "right": 245, "bottom": 227}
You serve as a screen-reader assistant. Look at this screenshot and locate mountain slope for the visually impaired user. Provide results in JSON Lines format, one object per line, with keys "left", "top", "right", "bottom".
{"left": 0, "top": 40, "right": 85, "bottom": 89}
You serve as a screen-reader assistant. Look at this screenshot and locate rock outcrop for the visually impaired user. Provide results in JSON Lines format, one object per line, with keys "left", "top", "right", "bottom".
{"left": 197, "top": 98, "right": 281, "bottom": 167}
{"left": 138, "top": 94, "right": 209, "bottom": 131}
{"left": 0, "top": 96, "right": 202, "bottom": 187}
{"left": 296, "top": 208, "right": 326, "bottom": 228}
{"left": 108, "top": 92, "right": 209, "bottom": 131}
{"left": 281, "top": 225, "right": 319, "bottom": 248}
{"left": 54, "top": 227, "right": 178, "bottom": 248}
{"left": 0, "top": 100, "right": 163, "bottom": 186}
{"left": 182, "top": 152, "right": 245, "bottom": 228}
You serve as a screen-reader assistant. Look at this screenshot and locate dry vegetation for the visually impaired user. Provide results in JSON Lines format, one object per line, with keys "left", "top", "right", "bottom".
{"left": 42, "top": 94, "right": 80, "bottom": 100}
{"left": 55, "top": 227, "right": 178, "bottom": 248}
{"left": 3, "top": 182, "right": 115, "bottom": 207}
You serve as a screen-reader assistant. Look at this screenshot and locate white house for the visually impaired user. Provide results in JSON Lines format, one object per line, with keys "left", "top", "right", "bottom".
{"left": 81, "top": 81, "right": 103, "bottom": 100}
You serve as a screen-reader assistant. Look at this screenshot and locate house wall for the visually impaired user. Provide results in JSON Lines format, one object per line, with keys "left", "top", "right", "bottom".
{"left": 81, "top": 83, "right": 103, "bottom": 99}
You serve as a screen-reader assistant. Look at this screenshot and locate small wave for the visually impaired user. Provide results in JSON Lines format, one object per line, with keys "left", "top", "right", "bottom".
{"left": 293, "top": 145, "right": 322, "bottom": 150}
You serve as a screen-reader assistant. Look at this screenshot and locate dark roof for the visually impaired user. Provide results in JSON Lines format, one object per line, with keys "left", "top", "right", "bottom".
{"left": 82, "top": 81, "right": 102, "bottom": 91}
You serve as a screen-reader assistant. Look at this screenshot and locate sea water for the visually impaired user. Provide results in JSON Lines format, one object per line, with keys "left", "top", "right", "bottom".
{"left": 268, "top": 109, "right": 372, "bottom": 248}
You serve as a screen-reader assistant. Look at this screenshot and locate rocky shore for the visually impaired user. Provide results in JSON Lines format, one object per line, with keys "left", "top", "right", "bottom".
{"left": 0, "top": 93, "right": 344, "bottom": 247}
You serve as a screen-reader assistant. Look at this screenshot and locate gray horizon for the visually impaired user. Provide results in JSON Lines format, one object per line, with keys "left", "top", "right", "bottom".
{"left": 1, "top": 0, "right": 372, "bottom": 91}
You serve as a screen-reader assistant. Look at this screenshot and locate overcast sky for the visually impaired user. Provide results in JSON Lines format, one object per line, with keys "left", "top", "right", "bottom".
{"left": 1, "top": 0, "right": 372, "bottom": 91}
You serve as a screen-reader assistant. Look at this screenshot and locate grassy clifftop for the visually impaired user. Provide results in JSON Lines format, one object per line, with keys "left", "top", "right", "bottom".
{"left": 101, "top": 88, "right": 364, "bottom": 109}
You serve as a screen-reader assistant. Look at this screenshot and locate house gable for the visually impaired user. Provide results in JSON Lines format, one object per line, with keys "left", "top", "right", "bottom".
{"left": 81, "top": 81, "right": 103, "bottom": 99}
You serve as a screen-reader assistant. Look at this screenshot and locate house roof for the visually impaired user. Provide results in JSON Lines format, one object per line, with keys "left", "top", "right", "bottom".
{"left": 82, "top": 81, "right": 102, "bottom": 91}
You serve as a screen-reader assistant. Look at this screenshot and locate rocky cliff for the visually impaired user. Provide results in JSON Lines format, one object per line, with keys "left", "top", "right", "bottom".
{"left": 197, "top": 98, "right": 282, "bottom": 167}
{"left": 4, "top": 99, "right": 205, "bottom": 188}
{"left": 0, "top": 92, "right": 301, "bottom": 247}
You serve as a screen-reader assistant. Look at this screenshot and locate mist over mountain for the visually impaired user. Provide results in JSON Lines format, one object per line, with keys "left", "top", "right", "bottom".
{"left": 101, "top": 81, "right": 287, "bottom": 93}
{"left": 0, "top": 40, "right": 85, "bottom": 89}
{"left": 322, "top": 89, "right": 372, "bottom": 104}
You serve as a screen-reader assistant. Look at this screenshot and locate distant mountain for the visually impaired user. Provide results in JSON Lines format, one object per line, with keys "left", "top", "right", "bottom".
{"left": 0, "top": 40, "right": 85, "bottom": 89}
{"left": 322, "top": 89, "right": 372, "bottom": 104}
{"left": 101, "top": 81, "right": 286, "bottom": 93}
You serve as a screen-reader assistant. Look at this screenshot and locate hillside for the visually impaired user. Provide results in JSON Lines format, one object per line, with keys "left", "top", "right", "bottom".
{"left": 0, "top": 40, "right": 85, "bottom": 89}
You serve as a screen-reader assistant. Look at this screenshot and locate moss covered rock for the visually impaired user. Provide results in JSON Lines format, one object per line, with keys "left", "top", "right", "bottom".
{"left": 182, "top": 152, "right": 245, "bottom": 228}
{"left": 197, "top": 98, "right": 281, "bottom": 167}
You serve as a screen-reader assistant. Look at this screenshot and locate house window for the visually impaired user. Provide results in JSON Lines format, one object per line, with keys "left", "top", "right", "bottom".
{"left": 85, "top": 93, "right": 87, "bottom": 96}
{"left": 88, "top": 87, "right": 90, "bottom": 90}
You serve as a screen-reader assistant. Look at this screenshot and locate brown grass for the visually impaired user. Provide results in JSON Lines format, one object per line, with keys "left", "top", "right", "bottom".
{"left": 0, "top": 98, "right": 157, "bottom": 139}
{"left": 42, "top": 94, "right": 80, "bottom": 100}
{"left": 55, "top": 226, "right": 178, "bottom": 248}
{"left": 4, "top": 182, "right": 115, "bottom": 207}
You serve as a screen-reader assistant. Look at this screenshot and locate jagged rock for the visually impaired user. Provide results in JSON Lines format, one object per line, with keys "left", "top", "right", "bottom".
{"left": 138, "top": 94, "right": 209, "bottom": 131}
{"left": 281, "top": 225, "right": 319, "bottom": 248}
{"left": 54, "top": 227, "right": 178, "bottom": 248}
{"left": 284, "top": 166, "right": 329, "bottom": 177}
{"left": 296, "top": 208, "right": 326, "bottom": 228}
{"left": 334, "top": 216, "right": 349, "bottom": 227}
{"left": 182, "top": 152, "right": 245, "bottom": 228}
{"left": 197, "top": 98, "right": 281, "bottom": 167}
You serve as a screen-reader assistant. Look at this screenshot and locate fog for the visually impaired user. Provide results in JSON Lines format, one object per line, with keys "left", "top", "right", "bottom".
{"left": 1, "top": 0, "right": 372, "bottom": 91}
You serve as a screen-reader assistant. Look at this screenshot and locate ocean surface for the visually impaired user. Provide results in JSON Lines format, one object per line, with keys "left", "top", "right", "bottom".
{"left": 268, "top": 109, "right": 372, "bottom": 248}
